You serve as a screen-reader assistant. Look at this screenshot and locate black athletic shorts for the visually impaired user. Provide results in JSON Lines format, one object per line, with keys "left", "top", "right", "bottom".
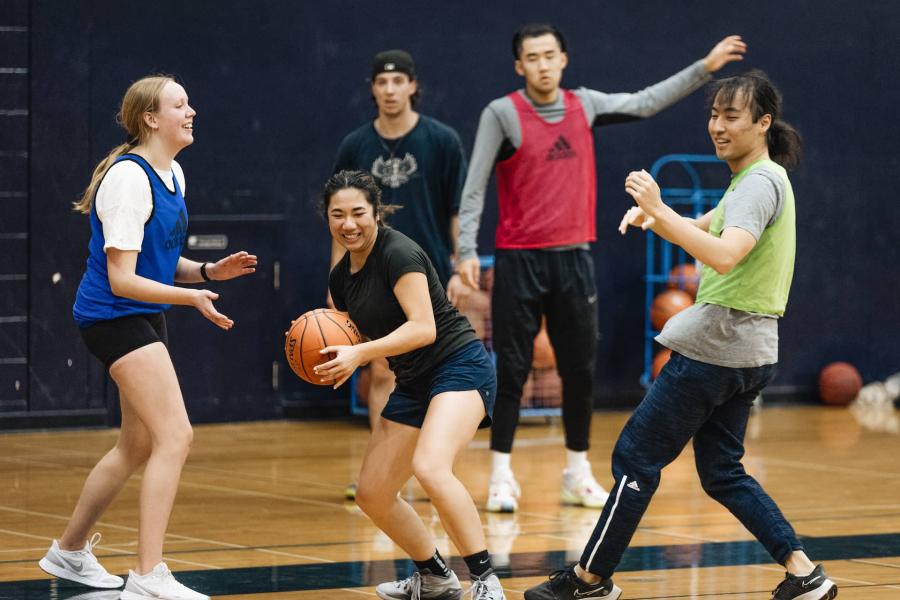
{"left": 79, "top": 312, "right": 169, "bottom": 369}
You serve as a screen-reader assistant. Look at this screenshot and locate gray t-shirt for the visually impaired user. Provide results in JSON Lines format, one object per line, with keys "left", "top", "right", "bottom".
{"left": 458, "top": 60, "right": 711, "bottom": 260}
{"left": 656, "top": 165, "right": 787, "bottom": 367}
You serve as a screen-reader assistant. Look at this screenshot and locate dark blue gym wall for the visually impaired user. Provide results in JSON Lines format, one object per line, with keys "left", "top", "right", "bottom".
{"left": 9, "top": 0, "right": 899, "bottom": 425}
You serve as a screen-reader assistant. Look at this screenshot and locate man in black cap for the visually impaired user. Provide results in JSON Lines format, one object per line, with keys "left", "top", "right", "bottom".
{"left": 330, "top": 49, "right": 472, "bottom": 500}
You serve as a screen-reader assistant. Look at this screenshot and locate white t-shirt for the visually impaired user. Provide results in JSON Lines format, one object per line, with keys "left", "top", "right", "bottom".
{"left": 95, "top": 159, "right": 186, "bottom": 252}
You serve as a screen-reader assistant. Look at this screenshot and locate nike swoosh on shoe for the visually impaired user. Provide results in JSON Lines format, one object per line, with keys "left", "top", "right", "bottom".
{"left": 59, "top": 555, "right": 85, "bottom": 572}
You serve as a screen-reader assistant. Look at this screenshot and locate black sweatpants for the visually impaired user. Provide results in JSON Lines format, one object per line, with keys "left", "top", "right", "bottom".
{"left": 489, "top": 248, "right": 598, "bottom": 453}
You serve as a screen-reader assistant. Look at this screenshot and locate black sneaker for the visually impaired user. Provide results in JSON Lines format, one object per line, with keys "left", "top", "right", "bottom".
{"left": 524, "top": 565, "right": 621, "bottom": 600}
{"left": 771, "top": 564, "right": 837, "bottom": 600}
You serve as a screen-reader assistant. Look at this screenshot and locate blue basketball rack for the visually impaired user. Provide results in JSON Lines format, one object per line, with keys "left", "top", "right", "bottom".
{"left": 641, "top": 154, "right": 726, "bottom": 388}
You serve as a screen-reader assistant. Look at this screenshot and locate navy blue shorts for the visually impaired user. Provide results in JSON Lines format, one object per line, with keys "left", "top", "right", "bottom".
{"left": 382, "top": 340, "right": 496, "bottom": 429}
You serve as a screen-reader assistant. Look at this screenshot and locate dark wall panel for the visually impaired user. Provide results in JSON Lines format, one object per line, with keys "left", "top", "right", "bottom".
{"left": 28, "top": 1, "right": 93, "bottom": 412}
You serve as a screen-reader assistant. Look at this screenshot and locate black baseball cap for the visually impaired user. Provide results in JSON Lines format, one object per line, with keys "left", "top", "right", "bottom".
{"left": 371, "top": 49, "right": 416, "bottom": 80}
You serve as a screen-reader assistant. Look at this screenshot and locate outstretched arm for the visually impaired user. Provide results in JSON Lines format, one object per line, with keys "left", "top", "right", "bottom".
{"left": 584, "top": 35, "right": 747, "bottom": 125}
{"left": 108, "top": 250, "right": 234, "bottom": 329}
{"left": 702, "top": 35, "right": 747, "bottom": 73}
{"left": 175, "top": 252, "right": 257, "bottom": 284}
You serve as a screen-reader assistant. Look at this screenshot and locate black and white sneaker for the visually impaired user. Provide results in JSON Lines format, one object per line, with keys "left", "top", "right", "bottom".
{"left": 524, "top": 565, "right": 621, "bottom": 600}
{"left": 771, "top": 564, "right": 837, "bottom": 600}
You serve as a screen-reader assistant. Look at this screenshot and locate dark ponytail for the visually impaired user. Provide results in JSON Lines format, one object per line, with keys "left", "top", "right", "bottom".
{"left": 766, "top": 118, "right": 802, "bottom": 170}
{"left": 708, "top": 70, "right": 802, "bottom": 170}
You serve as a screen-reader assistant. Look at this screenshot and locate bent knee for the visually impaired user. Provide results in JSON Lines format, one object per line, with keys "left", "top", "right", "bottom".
{"left": 355, "top": 482, "right": 394, "bottom": 515}
{"left": 154, "top": 425, "right": 194, "bottom": 457}
{"left": 370, "top": 363, "right": 394, "bottom": 385}
{"left": 118, "top": 439, "right": 152, "bottom": 468}
{"left": 411, "top": 454, "right": 452, "bottom": 490}
{"left": 698, "top": 467, "right": 747, "bottom": 498}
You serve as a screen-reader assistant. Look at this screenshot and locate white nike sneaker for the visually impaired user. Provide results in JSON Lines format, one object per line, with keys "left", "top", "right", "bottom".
{"left": 486, "top": 473, "right": 520, "bottom": 513}
{"left": 561, "top": 464, "right": 609, "bottom": 508}
{"left": 375, "top": 569, "right": 463, "bottom": 599}
{"left": 121, "top": 562, "right": 209, "bottom": 600}
{"left": 39, "top": 532, "right": 124, "bottom": 589}
{"left": 468, "top": 569, "right": 506, "bottom": 599}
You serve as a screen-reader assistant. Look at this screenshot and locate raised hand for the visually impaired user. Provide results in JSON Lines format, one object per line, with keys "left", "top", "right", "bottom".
{"left": 208, "top": 251, "right": 257, "bottom": 281}
{"left": 191, "top": 289, "right": 233, "bottom": 330}
{"left": 702, "top": 35, "right": 747, "bottom": 73}
{"left": 618, "top": 206, "right": 656, "bottom": 235}
{"left": 624, "top": 170, "right": 664, "bottom": 216}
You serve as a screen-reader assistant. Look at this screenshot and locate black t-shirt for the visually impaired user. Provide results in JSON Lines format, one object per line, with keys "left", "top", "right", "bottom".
{"left": 329, "top": 228, "right": 477, "bottom": 384}
{"left": 333, "top": 115, "right": 467, "bottom": 286}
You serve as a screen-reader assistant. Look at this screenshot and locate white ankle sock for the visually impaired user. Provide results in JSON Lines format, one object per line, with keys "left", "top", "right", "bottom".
{"left": 566, "top": 449, "right": 589, "bottom": 472}
{"left": 491, "top": 451, "right": 512, "bottom": 478}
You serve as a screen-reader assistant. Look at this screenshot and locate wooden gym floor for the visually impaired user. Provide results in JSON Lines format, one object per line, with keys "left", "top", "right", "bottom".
{"left": 1, "top": 404, "right": 899, "bottom": 599}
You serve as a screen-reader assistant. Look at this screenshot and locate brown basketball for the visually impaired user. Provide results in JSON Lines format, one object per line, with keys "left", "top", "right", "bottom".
{"left": 456, "top": 289, "right": 490, "bottom": 340}
{"left": 667, "top": 263, "right": 700, "bottom": 297}
{"left": 650, "top": 289, "right": 694, "bottom": 331}
{"left": 818, "top": 361, "right": 863, "bottom": 406}
{"left": 651, "top": 348, "right": 672, "bottom": 380}
{"left": 532, "top": 318, "right": 556, "bottom": 369}
{"left": 285, "top": 309, "right": 362, "bottom": 385}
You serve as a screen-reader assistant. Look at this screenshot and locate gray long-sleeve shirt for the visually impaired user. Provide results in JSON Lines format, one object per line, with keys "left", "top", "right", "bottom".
{"left": 458, "top": 60, "right": 711, "bottom": 260}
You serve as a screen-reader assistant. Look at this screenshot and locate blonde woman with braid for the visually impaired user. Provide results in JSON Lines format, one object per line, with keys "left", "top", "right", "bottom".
{"left": 38, "top": 75, "right": 256, "bottom": 600}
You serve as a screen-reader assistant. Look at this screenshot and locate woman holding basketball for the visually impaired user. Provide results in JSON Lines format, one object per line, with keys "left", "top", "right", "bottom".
{"left": 38, "top": 75, "right": 256, "bottom": 600}
{"left": 318, "top": 170, "right": 504, "bottom": 600}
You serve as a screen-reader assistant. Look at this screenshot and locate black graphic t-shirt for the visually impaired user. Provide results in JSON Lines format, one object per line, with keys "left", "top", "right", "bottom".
{"left": 329, "top": 228, "right": 477, "bottom": 384}
{"left": 333, "top": 115, "right": 467, "bottom": 285}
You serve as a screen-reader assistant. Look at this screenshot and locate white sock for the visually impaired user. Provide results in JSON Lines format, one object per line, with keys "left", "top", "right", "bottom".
{"left": 566, "top": 449, "right": 589, "bottom": 472}
{"left": 491, "top": 451, "right": 512, "bottom": 478}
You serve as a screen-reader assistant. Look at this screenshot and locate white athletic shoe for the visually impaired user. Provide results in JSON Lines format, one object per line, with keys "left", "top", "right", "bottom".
{"left": 486, "top": 473, "right": 521, "bottom": 513}
{"left": 120, "top": 562, "right": 210, "bottom": 600}
{"left": 375, "top": 569, "right": 463, "bottom": 600}
{"left": 38, "top": 533, "right": 124, "bottom": 589}
{"left": 561, "top": 464, "right": 609, "bottom": 508}
{"left": 468, "top": 570, "right": 506, "bottom": 599}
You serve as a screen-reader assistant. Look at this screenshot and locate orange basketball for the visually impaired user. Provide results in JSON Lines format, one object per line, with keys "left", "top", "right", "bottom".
{"left": 650, "top": 289, "right": 694, "bottom": 331}
{"left": 667, "top": 263, "right": 700, "bottom": 297}
{"left": 818, "top": 361, "right": 863, "bottom": 406}
{"left": 532, "top": 318, "right": 556, "bottom": 369}
{"left": 285, "top": 309, "right": 362, "bottom": 385}
{"left": 651, "top": 348, "right": 672, "bottom": 380}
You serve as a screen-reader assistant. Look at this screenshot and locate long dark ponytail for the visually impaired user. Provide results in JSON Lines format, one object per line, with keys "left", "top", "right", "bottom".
{"left": 708, "top": 70, "right": 802, "bottom": 170}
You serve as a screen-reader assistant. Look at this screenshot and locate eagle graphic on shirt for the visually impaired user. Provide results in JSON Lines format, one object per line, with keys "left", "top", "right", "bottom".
{"left": 372, "top": 153, "right": 418, "bottom": 188}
